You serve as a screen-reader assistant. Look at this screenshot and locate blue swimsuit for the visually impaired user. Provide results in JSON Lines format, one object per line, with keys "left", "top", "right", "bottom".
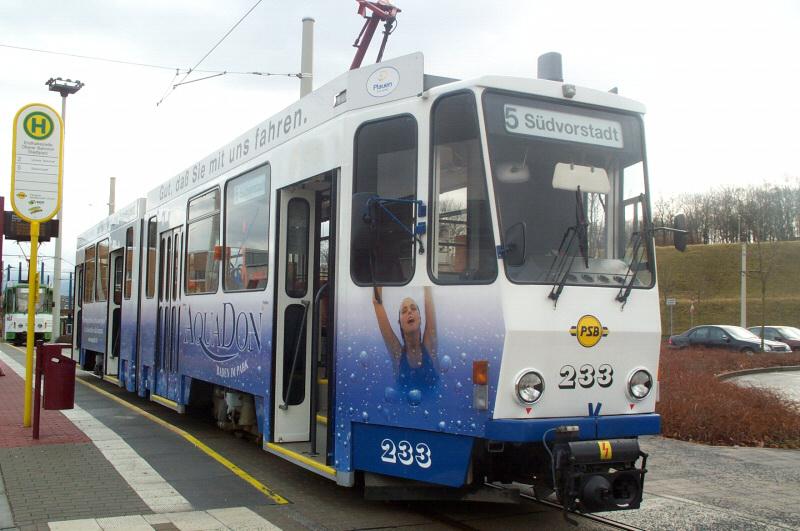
{"left": 398, "top": 345, "right": 439, "bottom": 394}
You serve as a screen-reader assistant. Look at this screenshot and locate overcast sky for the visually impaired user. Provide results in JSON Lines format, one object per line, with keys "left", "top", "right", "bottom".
{"left": 1, "top": 0, "right": 799, "bottom": 283}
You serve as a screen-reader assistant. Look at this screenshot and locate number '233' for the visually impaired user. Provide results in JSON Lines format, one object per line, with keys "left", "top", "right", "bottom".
{"left": 381, "top": 438, "right": 432, "bottom": 469}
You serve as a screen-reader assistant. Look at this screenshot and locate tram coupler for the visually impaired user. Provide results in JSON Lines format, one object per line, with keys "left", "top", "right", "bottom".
{"left": 552, "top": 433, "right": 647, "bottom": 514}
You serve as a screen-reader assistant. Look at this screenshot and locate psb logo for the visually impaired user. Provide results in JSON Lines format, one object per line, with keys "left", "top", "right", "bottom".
{"left": 366, "top": 66, "right": 400, "bottom": 97}
{"left": 23, "top": 111, "right": 55, "bottom": 140}
{"left": 570, "top": 315, "right": 608, "bottom": 348}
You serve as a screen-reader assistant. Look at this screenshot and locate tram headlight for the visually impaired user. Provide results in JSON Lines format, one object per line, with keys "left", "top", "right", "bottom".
{"left": 515, "top": 370, "right": 545, "bottom": 404}
{"left": 627, "top": 369, "right": 653, "bottom": 400}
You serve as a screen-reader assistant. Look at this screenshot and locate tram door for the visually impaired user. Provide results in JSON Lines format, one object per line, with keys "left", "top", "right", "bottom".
{"left": 105, "top": 250, "right": 124, "bottom": 378}
{"left": 274, "top": 189, "right": 317, "bottom": 443}
{"left": 72, "top": 265, "right": 83, "bottom": 357}
{"left": 154, "top": 227, "right": 183, "bottom": 400}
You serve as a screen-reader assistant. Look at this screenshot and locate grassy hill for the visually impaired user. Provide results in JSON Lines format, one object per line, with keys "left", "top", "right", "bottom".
{"left": 656, "top": 240, "right": 800, "bottom": 336}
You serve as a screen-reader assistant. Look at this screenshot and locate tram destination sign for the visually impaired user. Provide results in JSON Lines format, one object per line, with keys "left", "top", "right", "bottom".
{"left": 10, "top": 103, "right": 64, "bottom": 223}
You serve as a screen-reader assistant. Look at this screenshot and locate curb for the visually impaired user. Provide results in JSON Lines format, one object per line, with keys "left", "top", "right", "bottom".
{"left": 717, "top": 365, "right": 800, "bottom": 381}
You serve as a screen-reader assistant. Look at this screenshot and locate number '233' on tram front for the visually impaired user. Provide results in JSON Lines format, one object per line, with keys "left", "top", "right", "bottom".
{"left": 74, "top": 52, "right": 683, "bottom": 513}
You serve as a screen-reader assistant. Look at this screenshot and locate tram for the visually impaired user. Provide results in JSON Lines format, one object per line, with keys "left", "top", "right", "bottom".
{"left": 3, "top": 282, "right": 54, "bottom": 344}
{"left": 74, "top": 48, "right": 686, "bottom": 513}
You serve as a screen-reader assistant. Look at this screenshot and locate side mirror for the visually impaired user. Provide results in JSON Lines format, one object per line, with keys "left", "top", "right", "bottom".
{"left": 673, "top": 213, "right": 688, "bottom": 252}
{"left": 503, "top": 222, "right": 526, "bottom": 267}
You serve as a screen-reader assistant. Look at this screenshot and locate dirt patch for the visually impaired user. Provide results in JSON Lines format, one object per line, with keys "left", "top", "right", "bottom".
{"left": 656, "top": 345, "right": 800, "bottom": 448}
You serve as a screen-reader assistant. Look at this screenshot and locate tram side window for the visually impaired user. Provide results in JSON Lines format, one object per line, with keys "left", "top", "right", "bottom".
{"left": 186, "top": 189, "right": 221, "bottom": 295}
{"left": 145, "top": 217, "right": 157, "bottom": 298}
{"left": 430, "top": 92, "right": 497, "bottom": 283}
{"left": 84, "top": 246, "right": 96, "bottom": 303}
{"left": 351, "top": 115, "right": 417, "bottom": 285}
{"left": 96, "top": 239, "right": 109, "bottom": 301}
{"left": 224, "top": 164, "right": 271, "bottom": 291}
{"left": 124, "top": 227, "right": 133, "bottom": 299}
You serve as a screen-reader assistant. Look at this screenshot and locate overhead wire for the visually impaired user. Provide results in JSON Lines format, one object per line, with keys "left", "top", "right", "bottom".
{"left": 157, "top": 0, "right": 265, "bottom": 106}
{"left": 0, "top": 42, "right": 303, "bottom": 78}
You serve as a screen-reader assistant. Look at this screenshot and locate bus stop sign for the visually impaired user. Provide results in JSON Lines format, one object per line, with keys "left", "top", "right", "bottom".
{"left": 10, "top": 103, "right": 64, "bottom": 223}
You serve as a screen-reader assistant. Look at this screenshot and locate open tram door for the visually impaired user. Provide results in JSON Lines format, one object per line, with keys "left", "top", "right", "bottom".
{"left": 104, "top": 248, "right": 124, "bottom": 381}
{"left": 271, "top": 171, "right": 336, "bottom": 468}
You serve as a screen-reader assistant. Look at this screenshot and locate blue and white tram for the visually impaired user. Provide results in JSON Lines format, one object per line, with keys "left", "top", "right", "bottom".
{"left": 74, "top": 199, "right": 146, "bottom": 388}
{"left": 75, "top": 52, "right": 682, "bottom": 513}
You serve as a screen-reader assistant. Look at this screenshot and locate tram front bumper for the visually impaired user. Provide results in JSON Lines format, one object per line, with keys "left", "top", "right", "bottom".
{"left": 553, "top": 437, "right": 647, "bottom": 512}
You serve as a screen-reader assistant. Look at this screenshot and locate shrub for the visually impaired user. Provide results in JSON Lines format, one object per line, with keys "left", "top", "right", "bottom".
{"left": 656, "top": 345, "right": 800, "bottom": 448}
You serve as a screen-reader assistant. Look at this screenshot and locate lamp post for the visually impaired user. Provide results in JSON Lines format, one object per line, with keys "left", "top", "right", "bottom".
{"left": 45, "top": 77, "right": 83, "bottom": 338}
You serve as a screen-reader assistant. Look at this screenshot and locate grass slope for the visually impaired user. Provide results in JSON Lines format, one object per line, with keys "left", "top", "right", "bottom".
{"left": 656, "top": 240, "right": 800, "bottom": 336}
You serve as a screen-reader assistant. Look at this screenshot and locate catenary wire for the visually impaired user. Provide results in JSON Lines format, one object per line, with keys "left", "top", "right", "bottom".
{"left": 158, "top": 0, "right": 264, "bottom": 105}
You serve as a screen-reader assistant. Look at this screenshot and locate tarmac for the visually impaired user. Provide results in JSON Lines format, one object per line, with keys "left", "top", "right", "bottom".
{"left": 0, "top": 341, "right": 799, "bottom": 531}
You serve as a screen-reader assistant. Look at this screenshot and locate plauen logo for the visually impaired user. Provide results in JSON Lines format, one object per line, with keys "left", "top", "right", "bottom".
{"left": 183, "top": 303, "right": 262, "bottom": 363}
{"left": 366, "top": 67, "right": 400, "bottom": 97}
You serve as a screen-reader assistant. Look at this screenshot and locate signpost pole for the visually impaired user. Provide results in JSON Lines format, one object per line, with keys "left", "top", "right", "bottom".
{"left": 10, "top": 102, "right": 63, "bottom": 428}
{"left": 23, "top": 221, "right": 39, "bottom": 427}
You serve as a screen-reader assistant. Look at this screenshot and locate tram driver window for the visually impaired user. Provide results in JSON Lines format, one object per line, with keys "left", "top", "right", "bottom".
{"left": 430, "top": 92, "right": 497, "bottom": 283}
{"left": 186, "top": 189, "right": 221, "bottom": 295}
{"left": 223, "top": 165, "right": 271, "bottom": 292}
{"left": 351, "top": 115, "right": 417, "bottom": 285}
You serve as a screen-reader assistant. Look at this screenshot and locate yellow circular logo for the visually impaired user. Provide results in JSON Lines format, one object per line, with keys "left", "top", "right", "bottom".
{"left": 570, "top": 315, "right": 608, "bottom": 348}
{"left": 23, "top": 111, "right": 54, "bottom": 140}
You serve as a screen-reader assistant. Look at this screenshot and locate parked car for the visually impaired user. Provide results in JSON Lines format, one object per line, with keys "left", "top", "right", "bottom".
{"left": 747, "top": 325, "right": 800, "bottom": 351}
{"left": 668, "top": 325, "right": 792, "bottom": 353}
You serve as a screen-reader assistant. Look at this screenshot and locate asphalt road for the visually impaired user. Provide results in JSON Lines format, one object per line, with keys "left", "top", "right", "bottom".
{"left": 730, "top": 370, "right": 800, "bottom": 405}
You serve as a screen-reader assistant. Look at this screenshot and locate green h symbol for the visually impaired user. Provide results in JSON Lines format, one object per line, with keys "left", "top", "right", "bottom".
{"left": 30, "top": 116, "right": 47, "bottom": 134}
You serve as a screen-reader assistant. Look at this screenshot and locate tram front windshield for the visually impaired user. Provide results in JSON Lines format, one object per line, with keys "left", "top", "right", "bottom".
{"left": 483, "top": 91, "right": 653, "bottom": 288}
{"left": 15, "top": 288, "right": 47, "bottom": 313}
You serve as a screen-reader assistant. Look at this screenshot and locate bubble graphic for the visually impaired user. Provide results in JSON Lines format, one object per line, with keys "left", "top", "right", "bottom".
{"left": 438, "top": 421, "right": 446, "bottom": 431}
{"left": 384, "top": 386, "right": 398, "bottom": 403}
{"left": 440, "top": 355, "right": 452, "bottom": 373}
{"left": 455, "top": 381, "right": 463, "bottom": 390}
{"left": 460, "top": 352, "right": 467, "bottom": 360}
{"left": 359, "top": 350, "right": 369, "bottom": 366}
{"left": 362, "top": 411, "right": 369, "bottom": 422}
{"left": 349, "top": 372, "right": 356, "bottom": 380}
{"left": 407, "top": 389, "right": 422, "bottom": 406}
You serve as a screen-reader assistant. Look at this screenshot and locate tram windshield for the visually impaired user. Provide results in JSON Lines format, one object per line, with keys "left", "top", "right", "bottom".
{"left": 14, "top": 287, "right": 48, "bottom": 313}
{"left": 483, "top": 91, "right": 653, "bottom": 288}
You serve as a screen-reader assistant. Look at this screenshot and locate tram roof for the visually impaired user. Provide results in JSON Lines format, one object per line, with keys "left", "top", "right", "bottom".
{"left": 77, "top": 198, "right": 146, "bottom": 247}
{"left": 77, "top": 53, "right": 648, "bottom": 237}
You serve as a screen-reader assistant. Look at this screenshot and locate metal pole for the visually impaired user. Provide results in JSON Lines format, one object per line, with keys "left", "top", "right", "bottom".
{"left": 23, "top": 222, "right": 40, "bottom": 426}
{"left": 108, "top": 177, "right": 116, "bottom": 215}
{"left": 741, "top": 243, "right": 747, "bottom": 328}
{"left": 669, "top": 305, "right": 674, "bottom": 337}
{"left": 51, "top": 95, "right": 66, "bottom": 339}
{"left": 300, "top": 17, "right": 315, "bottom": 97}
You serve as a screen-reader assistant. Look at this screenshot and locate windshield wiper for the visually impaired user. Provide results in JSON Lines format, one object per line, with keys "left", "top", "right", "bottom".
{"left": 547, "top": 188, "right": 590, "bottom": 305}
{"left": 616, "top": 230, "right": 645, "bottom": 307}
{"left": 547, "top": 226, "right": 579, "bottom": 305}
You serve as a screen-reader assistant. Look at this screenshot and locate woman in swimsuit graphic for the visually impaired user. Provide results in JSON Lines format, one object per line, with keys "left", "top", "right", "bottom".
{"left": 372, "top": 286, "right": 439, "bottom": 395}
